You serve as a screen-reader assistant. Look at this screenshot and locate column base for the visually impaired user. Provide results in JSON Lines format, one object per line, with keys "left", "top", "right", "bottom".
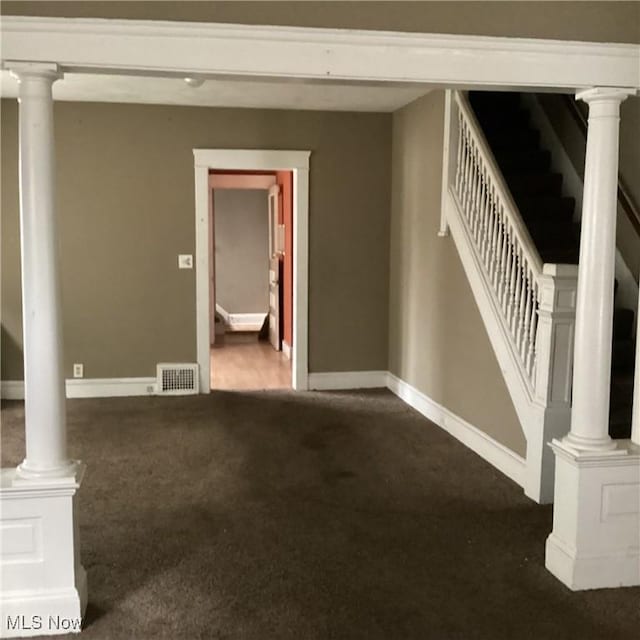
{"left": 0, "top": 465, "right": 87, "bottom": 638}
{"left": 561, "top": 432, "right": 618, "bottom": 453}
{"left": 16, "top": 460, "right": 78, "bottom": 481}
{"left": 545, "top": 439, "right": 640, "bottom": 590}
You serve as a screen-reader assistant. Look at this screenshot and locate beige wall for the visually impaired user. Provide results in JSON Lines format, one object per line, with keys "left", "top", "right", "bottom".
{"left": 0, "top": 100, "right": 391, "bottom": 379}
{"left": 388, "top": 91, "right": 526, "bottom": 456}
{"left": 214, "top": 189, "right": 269, "bottom": 315}
{"left": 2, "top": 1, "right": 638, "bottom": 43}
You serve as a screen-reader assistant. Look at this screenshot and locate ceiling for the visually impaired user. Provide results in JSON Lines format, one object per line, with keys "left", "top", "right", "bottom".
{"left": 0, "top": 71, "right": 430, "bottom": 112}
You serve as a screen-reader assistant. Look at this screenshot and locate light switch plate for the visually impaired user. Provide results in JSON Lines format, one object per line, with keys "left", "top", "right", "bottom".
{"left": 178, "top": 254, "right": 193, "bottom": 269}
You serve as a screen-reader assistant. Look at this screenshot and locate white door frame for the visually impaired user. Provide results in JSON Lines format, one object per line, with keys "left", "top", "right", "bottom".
{"left": 193, "top": 149, "right": 311, "bottom": 392}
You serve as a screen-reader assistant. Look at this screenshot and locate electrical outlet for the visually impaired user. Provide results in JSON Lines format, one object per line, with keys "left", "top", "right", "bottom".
{"left": 73, "top": 363, "right": 84, "bottom": 378}
{"left": 178, "top": 254, "right": 193, "bottom": 269}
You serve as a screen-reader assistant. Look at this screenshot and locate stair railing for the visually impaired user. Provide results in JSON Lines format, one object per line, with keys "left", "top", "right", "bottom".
{"left": 561, "top": 94, "right": 640, "bottom": 237}
{"left": 443, "top": 90, "right": 578, "bottom": 503}
{"left": 452, "top": 91, "right": 542, "bottom": 387}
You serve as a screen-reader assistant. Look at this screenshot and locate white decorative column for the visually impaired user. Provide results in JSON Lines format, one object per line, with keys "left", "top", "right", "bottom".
{"left": 545, "top": 87, "right": 640, "bottom": 591}
{"left": 564, "top": 88, "right": 634, "bottom": 452}
{"left": 14, "top": 63, "right": 73, "bottom": 479}
{"left": 1, "top": 63, "right": 86, "bottom": 638}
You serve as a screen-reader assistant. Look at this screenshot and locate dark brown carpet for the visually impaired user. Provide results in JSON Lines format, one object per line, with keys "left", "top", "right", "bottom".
{"left": 1, "top": 390, "right": 639, "bottom": 639}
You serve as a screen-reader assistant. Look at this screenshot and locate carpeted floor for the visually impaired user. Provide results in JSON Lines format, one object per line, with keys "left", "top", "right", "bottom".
{"left": 1, "top": 390, "right": 639, "bottom": 639}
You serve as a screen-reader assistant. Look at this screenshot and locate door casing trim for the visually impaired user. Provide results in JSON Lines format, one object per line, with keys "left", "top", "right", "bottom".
{"left": 193, "top": 149, "right": 310, "bottom": 392}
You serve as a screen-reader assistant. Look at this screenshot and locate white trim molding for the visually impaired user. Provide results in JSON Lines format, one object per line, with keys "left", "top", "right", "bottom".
{"left": 386, "top": 373, "right": 526, "bottom": 488}
{"left": 308, "top": 371, "right": 388, "bottom": 391}
{"left": 282, "top": 341, "right": 292, "bottom": 360}
{"left": 194, "top": 148, "right": 310, "bottom": 393}
{"left": 1, "top": 378, "right": 157, "bottom": 400}
{"left": 214, "top": 303, "right": 230, "bottom": 325}
{"left": 66, "top": 377, "right": 157, "bottom": 398}
{"left": 0, "top": 466, "right": 87, "bottom": 638}
{"left": 1, "top": 17, "right": 638, "bottom": 91}
{"left": 438, "top": 89, "right": 452, "bottom": 237}
{"left": 225, "top": 314, "right": 264, "bottom": 332}
{"left": 546, "top": 439, "right": 640, "bottom": 590}
{"left": 215, "top": 305, "right": 265, "bottom": 332}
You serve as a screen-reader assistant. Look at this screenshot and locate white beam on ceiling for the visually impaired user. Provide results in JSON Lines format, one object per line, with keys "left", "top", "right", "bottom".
{"left": 1, "top": 17, "right": 639, "bottom": 92}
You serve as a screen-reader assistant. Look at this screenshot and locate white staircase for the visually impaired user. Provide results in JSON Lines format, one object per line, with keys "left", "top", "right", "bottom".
{"left": 441, "top": 90, "right": 579, "bottom": 503}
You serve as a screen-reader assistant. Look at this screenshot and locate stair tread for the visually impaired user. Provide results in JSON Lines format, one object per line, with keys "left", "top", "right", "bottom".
{"left": 494, "top": 149, "right": 552, "bottom": 172}
{"left": 505, "top": 172, "right": 563, "bottom": 196}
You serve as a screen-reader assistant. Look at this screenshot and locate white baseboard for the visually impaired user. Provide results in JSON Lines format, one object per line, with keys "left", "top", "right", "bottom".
{"left": 282, "top": 341, "right": 291, "bottom": 360}
{"left": 308, "top": 370, "right": 388, "bottom": 390}
{"left": 66, "top": 378, "right": 157, "bottom": 398}
{"left": 215, "top": 304, "right": 265, "bottom": 332}
{"left": 1, "top": 378, "right": 157, "bottom": 400}
{"left": 226, "top": 314, "right": 265, "bottom": 332}
{"left": 386, "top": 373, "right": 526, "bottom": 487}
{"left": 304, "top": 370, "right": 525, "bottom": 487}
{"left": 546, "top": 533, "right": 640, "bottom": 591}
{"left": 215, "top": 303, "right": 230, "bottom": 324}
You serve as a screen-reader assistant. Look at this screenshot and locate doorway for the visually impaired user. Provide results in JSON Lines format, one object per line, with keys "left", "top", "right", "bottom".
{"left": 193, "top": 149, "right": 311, "bottom": 392}
{"left": 209, "top": 174, "right": 290, "bottom": 390}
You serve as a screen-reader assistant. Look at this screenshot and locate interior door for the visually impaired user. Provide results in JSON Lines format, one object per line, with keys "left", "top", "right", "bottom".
{"left": 268, "top": 185, "right": 281, "bottom": 351}
{"left": 209, "top": 186, "right": 216, "bottom": 346}
{"left": 269, "top": 257, "right": 281, "bottom": 351}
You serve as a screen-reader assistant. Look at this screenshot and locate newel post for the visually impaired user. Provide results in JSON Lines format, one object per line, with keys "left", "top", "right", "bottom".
{"left": 525, "top": 264, "right": 578, "bottom": 503}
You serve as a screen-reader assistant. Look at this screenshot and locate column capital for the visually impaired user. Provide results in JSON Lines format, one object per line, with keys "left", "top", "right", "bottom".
{"left": 5, "top": 61, "right": 62, "bottom": 83}
{"left": 576, "top": 87, "right": 636, "bottom": 105}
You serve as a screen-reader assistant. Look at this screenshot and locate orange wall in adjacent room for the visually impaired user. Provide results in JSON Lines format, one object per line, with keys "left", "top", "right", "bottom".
{"left": 276, "top": 170, "right": 294, "bottom": 348}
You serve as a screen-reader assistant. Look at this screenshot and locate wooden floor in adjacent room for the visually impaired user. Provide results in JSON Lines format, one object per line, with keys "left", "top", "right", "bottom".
{"left": 211, "top": 332, "right": 291, "bottom": 390}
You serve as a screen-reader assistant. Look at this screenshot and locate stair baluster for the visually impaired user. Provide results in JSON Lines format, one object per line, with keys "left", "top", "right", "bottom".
{"left": 498, "top": 208, "right": 509, "bottom": 308}
{"left": 489, "top": 190, "right": 500, "bottom": 284}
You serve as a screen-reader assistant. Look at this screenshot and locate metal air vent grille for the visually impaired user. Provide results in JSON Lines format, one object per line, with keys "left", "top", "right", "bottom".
{"left": 156, "top": 363, "right": 199, "bottom": 395}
